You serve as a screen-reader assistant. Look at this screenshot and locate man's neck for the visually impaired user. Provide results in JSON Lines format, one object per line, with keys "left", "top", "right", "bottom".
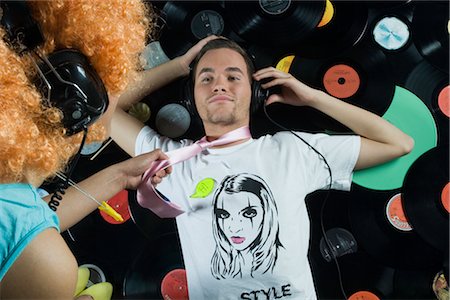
{"left": 203, "top": 122, "right": 251, "bottom": 148}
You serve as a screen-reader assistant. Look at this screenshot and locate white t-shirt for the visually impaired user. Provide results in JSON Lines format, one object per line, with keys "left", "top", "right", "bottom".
{"left": 136, "top": 126, "right": 360, "bottom": 300}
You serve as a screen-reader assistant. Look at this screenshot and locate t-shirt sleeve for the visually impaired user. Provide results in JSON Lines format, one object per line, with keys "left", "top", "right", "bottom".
{"left": 135, "top": 125, "right": 193, "bottom": 156}
{"left": 292, "top": 132, "right": 361, "bottom": 192}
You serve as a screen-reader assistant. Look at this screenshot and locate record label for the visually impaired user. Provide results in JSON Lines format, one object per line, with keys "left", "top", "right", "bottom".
{"left": 259, "top": 0, "right": 291, "bottom": 16}
{"left": 348, "top": 291, "right": 380, "bottom": 300}
{"left": 385, "top": 193, "right": 412, "bottom": 231}
{"left": 160, "top": 269, "right": 189, "bottom": 300}
{"left": 190, "top": 10, "right": 224, "bottom": 39}
{"left": 275, "top": 55, "right": 295, "bottom": 73}
{"left": 322, "top": 64, "right": 360, "bottom": 99}
{"left": 317, "top": 0, "right": 334, "bottom": 28}
{"left": 441, "top": 182, "right": 449, "bottom": 213}
{"left": 99, "top": 189, "right": 130, "bottom": 225}
{"left": 438, "top": 85, "right": 449, "bottom": 118}
{"left": 372, "top": 16, "right": 410, "bottom": 51}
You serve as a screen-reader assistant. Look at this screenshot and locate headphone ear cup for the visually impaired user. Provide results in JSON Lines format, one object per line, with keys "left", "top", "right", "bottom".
{"left": 251, "top": 80, "right": 268, "bottom": 114}
{"left": 182, "top": 77, "right": 196, "bottom": 117}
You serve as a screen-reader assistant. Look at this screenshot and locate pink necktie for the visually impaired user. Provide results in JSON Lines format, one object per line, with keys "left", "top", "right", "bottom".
{"left": 137, "top": 126, "right": 251, "bottom": 218}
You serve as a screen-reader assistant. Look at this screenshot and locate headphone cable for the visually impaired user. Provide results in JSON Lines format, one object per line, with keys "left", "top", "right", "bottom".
{"left": 262, "top": 104, "right": 349, "bottom": 300}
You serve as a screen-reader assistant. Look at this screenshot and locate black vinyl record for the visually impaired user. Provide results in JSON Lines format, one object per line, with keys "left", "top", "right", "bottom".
{"left": 404, "top": 60, "right": 449, "bottom": 145}
{"left": 348, "top": 185, "right": 443, "bottom": 269}
{"left": 411, "top": 1, "right": 449, "bottom": 73}
{"left": 287, "top": 41, "right": 395, "bottom": 132}
{"left": 128, "top": 189, "right": 177, "bottom": 240}
{"left": 402, "top": 145, "right": 450, "bottom": 253}
{"left": 224, "top": 0, "right": 326, "bottom": 48}
{"left": 368, "top": 4, "right": 425, "bottom": 85}
{"left": 122, "top": 232, "right": 186, "bottom": 299}
{"left": 159, "top": 1, "right": 237, "bottom": 59}
{"left": 338, "top": 252, "right": 395, "bottom": 299}
{"left": 392, "top": 267, "right": 442, "bottom": 299}
{"left": 295, "top": 1, "right": 369, "bottom": 58}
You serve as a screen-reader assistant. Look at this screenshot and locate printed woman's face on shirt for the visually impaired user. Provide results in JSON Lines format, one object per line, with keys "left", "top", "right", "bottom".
{"left": 215, "top": 191, "right": 264, "bottom": 251}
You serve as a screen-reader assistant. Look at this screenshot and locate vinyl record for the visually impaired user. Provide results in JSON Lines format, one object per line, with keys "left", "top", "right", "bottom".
{"left": 411, "top": 1, "right": 449, "bottom": 73}
{"left": 348, "top": 185, "right": 443, "bottom": 269}
{"left": 353, "top": 86, "right": 438, "bottom": 190}
{"left": 122, "top": 232, "right": 186, "bottom": 299}
{"left": 392, "top": 267, "right": 442, "bottom": 299}
{"left": 159, "top": 1, "right": 235, "bottom": 58}
{"left": 64, "top": 204, "right": 145, "bottom": 270}
{"left": 288, "top": 41, "right": 395, "bottom": 132}
{"left": 405, "top": 60, "right": 449, "bottom": 145}
{"left": 224, "top": 0, "right": 326, "bottom": 47}
{"left": 339, "top": 252, "right": 395, "bottom": 299}
{"left": 402, "top": 145, "right": 450, "bottom": 253}
{"left": 295, "top": 1, "right": 369, "bottom": 58}
{"left": 128, "top": 189, "right": 177, "bottom": 240}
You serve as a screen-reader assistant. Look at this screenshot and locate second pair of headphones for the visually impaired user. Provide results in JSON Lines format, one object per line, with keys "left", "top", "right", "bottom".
{"left": 0, "top": 0, "right": 108, "bottom": 136}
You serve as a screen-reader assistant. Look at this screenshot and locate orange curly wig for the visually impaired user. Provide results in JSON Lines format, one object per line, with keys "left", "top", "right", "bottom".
{"left": 0, "top": 0, "right": 152, "bottom": 184}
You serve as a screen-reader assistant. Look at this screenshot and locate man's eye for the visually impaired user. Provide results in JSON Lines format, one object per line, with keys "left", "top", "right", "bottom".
{"left": 229, "top": 76, "right": 239, "bottom": 81}
{"left": 242, "top": 208, "right": 257, "bottom": 218}
{"left": 201, "top": 77, "right": 211, "bottom": 83}
{"left": 216, "top": 208, "right": 230, "bottom": 219}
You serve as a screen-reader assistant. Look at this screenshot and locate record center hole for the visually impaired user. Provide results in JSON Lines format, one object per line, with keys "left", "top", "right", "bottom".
{"left": 338, "top": 78, "right": 346, "bottom": 85}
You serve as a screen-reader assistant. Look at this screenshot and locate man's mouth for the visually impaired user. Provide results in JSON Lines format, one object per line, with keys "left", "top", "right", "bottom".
{"left": 208, "top": 95, "right": 233, "bottom": 104}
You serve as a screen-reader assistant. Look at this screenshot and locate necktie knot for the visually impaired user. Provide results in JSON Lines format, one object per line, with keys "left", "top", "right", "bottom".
{"left": 137, "top": 125, "right": 252, "bottom": 218}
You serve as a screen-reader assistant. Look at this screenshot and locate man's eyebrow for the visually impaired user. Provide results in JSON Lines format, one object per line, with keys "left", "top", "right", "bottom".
{"left": 197, "top": 67, "right": 244, "bottom": 77}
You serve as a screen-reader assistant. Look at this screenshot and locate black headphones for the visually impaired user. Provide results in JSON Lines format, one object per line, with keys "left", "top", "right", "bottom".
{"left": 0, "top": 0, "right": 108, "bottom": 136}
{"left": 182, "top": 58, "right": 269, "bottom": 119}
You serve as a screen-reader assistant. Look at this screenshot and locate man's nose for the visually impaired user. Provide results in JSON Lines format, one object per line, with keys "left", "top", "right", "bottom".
{"left": 213, "top": 77, "right": 227, "bottom": 93}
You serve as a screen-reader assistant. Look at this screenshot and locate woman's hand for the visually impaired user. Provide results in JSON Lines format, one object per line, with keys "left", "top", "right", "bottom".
{"left": 253, "top": 67, "right": 320, "bottom": 107}
{"left": 115, "top": 149, "right": 172, "bottom": 189}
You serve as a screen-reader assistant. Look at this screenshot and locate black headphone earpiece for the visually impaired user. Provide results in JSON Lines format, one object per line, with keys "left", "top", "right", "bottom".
{"left": 0, "top": 1, "right": 108, "bottom": 136}
{"left": 35, "top": 49, "right": 109, "bottom": 135}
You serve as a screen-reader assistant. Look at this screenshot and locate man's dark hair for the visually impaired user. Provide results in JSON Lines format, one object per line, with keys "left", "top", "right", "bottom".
{"left": 191, "top": 38, "right": 254, "bottom": 83}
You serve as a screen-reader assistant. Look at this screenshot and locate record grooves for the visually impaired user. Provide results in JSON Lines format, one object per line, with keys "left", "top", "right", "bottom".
{"left": 123, "top": 232, "right": 185, "bottom": 299}
{"left": 288, "top": 41, "right": 394, "bottom": 132}
{"left": 224, "top": 0, "right": 326, "bottom": 47}
{"left": 403, "top": 145, "right": 449, "bottom": 253}
{"left": 294, "top": 1, "right": 369, "bottom": 58}
{"left": 348, "top": 185, "right": 443, "bottom": 269}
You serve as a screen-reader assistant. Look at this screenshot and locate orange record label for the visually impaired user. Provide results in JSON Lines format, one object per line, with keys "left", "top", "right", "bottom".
{"left": 161, "top": 269, "right": 189, "bottom": 300}
{"left": 349, "top": 291, "right": 381, "bottom": 300}
{"left": 386, "top": 193, "right": 413, "bottom": 231}
{"left": 99, "top": 190, "right": 130, "bottom": 225}
{"left": 317, "top": 0, "right": 334, "bottom": 28}
{"left": 438, "top": 85, "right": 449, "bottom": 118}
{"left": 323, "top": 64, "right": 360, "bottom": 99}
{"left": 276, "top": 55, "right": 295, "bottom": 73}
{"left": 441, "top": 182, "right": 449, "bottom": 213}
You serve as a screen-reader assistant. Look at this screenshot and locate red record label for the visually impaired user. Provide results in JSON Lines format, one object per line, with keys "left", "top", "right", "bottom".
{"left": 386, "top": 193, "right": 412, "bottom": 231}
{"left": 349, "top": 291, "right": 380, "bottom": 300}
{"left": 161, "top": 269, "right": 189, "bottom": 300}
{"left": 99, "top": 190, "right": 130, "bottom": 224}
{"left": 323, "top": 64, "right": 360, "bottom": 99}
{"left": 438, "top": 85, "right": 449, "bottom": 118}
{"left": 441, "top": 182, "right": 449, "bottom": 213}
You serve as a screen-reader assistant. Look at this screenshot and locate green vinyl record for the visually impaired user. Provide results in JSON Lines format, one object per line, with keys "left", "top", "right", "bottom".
{"left": 353, "top": 86, "right": 437, "bottom": 190}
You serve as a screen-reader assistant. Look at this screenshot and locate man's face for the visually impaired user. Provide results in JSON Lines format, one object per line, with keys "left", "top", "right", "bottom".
{"left": 193, "top": 48, "right": 252, "bottom": 127}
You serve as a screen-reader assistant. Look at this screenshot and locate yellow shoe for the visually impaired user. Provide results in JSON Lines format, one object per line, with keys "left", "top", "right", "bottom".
{"left": 75, "top": 267, "right": 90, "bottom": 296}
{"left": 77, "top": 282, "right": 113, "bottom": 300}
